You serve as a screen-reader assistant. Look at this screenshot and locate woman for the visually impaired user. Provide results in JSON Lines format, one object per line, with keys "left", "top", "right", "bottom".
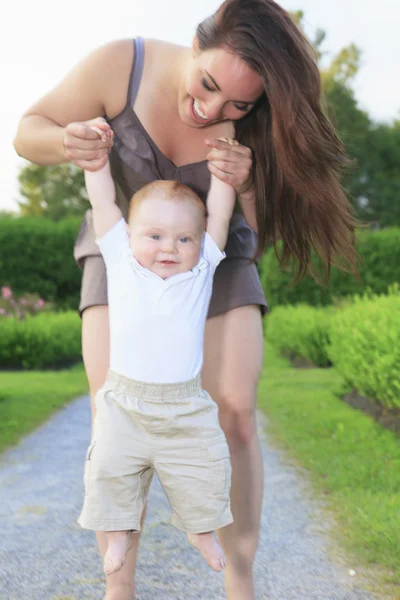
{"left": 14, "top": 1, "right": 357, "bottom": 599}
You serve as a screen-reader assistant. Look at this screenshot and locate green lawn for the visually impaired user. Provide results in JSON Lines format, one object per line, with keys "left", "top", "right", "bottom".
{"left": 258, "top": 343, "right": 400, "bottom": 587}
{"left": 0, "top": 364, "right": 88, "bottom": 453}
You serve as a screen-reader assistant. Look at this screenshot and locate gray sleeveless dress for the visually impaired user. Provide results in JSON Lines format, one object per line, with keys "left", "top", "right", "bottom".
{"left": 74, "top": 38, "right": 267, "bottom": 317}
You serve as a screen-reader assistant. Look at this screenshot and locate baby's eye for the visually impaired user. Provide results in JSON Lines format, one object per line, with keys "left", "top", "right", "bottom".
{"left": 150, "top": 234, "right": 161, "bottom": 241}
{"left": 180, "top": 237, "right": 191, "bottom": 244}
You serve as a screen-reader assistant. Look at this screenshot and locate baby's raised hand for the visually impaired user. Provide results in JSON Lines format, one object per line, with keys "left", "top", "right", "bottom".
{"left": 84, "top": 158, "right": 115, "bottom": 205}
{"left": 83, "top": 121, "right": 114, "bottom": 197}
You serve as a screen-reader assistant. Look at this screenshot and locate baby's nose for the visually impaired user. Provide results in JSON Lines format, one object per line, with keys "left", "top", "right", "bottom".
{"left": 162, "top": 238, "right": 177, "bottom": 252}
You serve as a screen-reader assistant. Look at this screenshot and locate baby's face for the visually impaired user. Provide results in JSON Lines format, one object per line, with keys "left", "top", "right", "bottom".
{"left": 128, "top": 197, "right": 204, "bottom": 279}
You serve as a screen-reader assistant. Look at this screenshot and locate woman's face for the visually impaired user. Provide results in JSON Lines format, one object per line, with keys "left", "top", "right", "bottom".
{"left": 180, "top": 39, "right": 264, "bottom": 128}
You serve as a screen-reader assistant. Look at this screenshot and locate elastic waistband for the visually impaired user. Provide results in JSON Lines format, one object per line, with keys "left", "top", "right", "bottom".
{"left": 106, "top": 370, "right": 202, "bottom": 400}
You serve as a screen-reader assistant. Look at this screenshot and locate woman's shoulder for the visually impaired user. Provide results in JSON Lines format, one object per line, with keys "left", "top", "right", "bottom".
{"left": 92, "top": 38, "right": 135, "bottom": 69}
{"left": 103, "top": 38, "right": 184, "bottom": 118}
{"left": 84, "top": 39, "right": 134, "bottom": 119}
{"left": 142, "top": 39, "right": 188, "bottom": 68}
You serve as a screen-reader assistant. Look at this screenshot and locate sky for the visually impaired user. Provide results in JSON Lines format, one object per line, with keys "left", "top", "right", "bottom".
{"left": 2, "top": 0, "right": 399, "bottom": 212}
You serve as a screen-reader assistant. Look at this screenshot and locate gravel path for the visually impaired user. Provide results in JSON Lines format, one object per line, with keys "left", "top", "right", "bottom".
{"left": 0, "top": 395, "right": 381, "bottom": 600}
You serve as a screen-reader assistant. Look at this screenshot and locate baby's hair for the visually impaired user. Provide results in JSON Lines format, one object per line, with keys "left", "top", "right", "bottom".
{"left": 129, "top": 180, "right": 205, "bottom": 222}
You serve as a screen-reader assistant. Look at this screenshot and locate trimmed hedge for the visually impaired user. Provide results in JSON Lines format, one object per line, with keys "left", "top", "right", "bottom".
{"left": 260, "top": 228, "right": 400, "bottom": 307}
{"left": 0, "top": 215, "right": 82, "bottom": 310}
{"left": 2, "top": 216, "right": 400, "bottom": 312}
{"left": 0, "top": 312, "right": 82, "bottom": 369}
{"left": 266, "top": 304, "right": 334, "bottom": 367}
{"left": 328, "top": 293, "right": 400, "bottom": 409}
{"left": 266, "top": 291, "right": 400, "bottom": 409}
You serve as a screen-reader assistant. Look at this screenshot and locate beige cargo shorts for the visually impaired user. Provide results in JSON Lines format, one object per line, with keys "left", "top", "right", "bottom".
{"left": 78, "top": 370, "right": 233, "bottom": 534}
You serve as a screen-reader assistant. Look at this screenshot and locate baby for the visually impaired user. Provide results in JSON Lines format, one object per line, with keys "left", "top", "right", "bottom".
{"left": 78, "top": 146, "right": 236, "bottom": 576}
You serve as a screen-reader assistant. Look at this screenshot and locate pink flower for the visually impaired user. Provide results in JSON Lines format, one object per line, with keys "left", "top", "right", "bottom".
{"left": 37, "top": 299, "right": 45, "bottom": 308}
{"left": 20, "top": 298, "right": 28, "bottom": 306}
{"left": 1, "top": 286, "right": 12, "bottom": 299}
{"left": 0, "top": 308, "right": 5, "bottom": 314}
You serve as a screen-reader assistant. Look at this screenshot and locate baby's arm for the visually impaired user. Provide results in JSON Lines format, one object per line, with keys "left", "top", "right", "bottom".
{"left": 84, "top": 144, "right": 122, "bottom": 239}
{"left": 206, "top": 174, "right": 236, "bottom": 251}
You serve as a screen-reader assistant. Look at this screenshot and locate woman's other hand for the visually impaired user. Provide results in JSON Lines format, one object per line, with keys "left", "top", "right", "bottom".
{"left": 205, "top": 137, "right": 253, "bottom": 195}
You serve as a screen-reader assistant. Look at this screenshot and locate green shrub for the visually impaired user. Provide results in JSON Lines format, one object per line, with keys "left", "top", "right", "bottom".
{"left": 0, "top": 312, "right": 82, "bottom": 369}
{"left": 0, "top": 215, "right": 81, "bottom": 310}
{"left": 328, "top": 292, "right": 400, "bottom": 408}
{"left": 265, "top": 304, "right": 334, "bottom": 367}
{"left": 260, "top": 228, "right": 400, "bottom": 307}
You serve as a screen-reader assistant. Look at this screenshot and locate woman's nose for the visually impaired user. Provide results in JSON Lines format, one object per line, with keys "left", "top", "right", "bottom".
{"left": 203, "top": 99, "right": 224, "bottom": 121}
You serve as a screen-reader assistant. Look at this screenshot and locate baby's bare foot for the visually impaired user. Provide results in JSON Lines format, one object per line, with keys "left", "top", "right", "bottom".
{"left": 187, "top": 531, "right": 227, "bottom": 572}
{"left": 104, "top": 530, "right": 134, "bottom": 576}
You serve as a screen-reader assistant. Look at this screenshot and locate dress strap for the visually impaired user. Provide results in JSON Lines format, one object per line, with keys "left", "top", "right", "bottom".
{"left": 128, "top": 37, "right": 145, "bottom": 107}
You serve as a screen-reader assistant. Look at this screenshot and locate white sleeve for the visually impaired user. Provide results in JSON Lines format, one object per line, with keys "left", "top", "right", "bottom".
{"left": 203, "top": 232, "right": 226, "bottom": 270}
{"left": 96, "top": 218, "right": 129, "bottom": 270}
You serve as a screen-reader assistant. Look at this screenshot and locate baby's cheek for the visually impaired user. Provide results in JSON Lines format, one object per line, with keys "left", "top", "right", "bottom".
{"left": 187, "top": 247, "right": 201, "bottom": 270}
{"left": 131, "top": 242, "right": 154, "bottom": 268}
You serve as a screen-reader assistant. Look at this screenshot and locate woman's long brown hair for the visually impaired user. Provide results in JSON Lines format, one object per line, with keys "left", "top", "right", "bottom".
{"left": 197, "top": 0, "right": 358, "bottom": 282}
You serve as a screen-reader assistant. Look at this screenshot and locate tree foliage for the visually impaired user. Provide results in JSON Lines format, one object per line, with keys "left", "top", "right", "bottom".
{"left": 17, "top": 163, "right": 88, "bottom": 221}
{"left": 291, "top": 9, "right": 399, "bottom": 227}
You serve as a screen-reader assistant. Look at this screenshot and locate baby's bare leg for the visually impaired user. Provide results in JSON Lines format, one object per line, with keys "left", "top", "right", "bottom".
{"left": 97, "top": 529, "right": 140, "bottom": 600}
{"left": 103, "top": 530, "right": 135, "bottom": 576}
{"left": 187, "top": 531, "right": 227, "bottom": 572}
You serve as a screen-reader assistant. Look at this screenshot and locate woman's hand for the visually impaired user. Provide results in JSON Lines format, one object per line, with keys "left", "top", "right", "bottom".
{"left": 62, "top": 117, "right": 114, "bottom": 171}
{"left": 205, "top": 137, "right": 253, "bottom": 195}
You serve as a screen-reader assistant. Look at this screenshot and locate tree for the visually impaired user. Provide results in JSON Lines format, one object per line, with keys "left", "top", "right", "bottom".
{"left": 361, "top": 122, "right": 400, "bottom": 225}
{"left": 321, "top": 48, "right": 400, "bottom": 226}
{"left": 291, "top": 10, "right": 400, "bottom": 227}
{"left": 322, "top": 76, "right": 371, "bottom": 209}
{"left": 17, "top": 162, "right": 88, "bottom": 221}
{"left": 290, "top": 10, "right": 326, "bottom": 61}
{"left": 290, "top": 10, "right": 361, "bottom": 83}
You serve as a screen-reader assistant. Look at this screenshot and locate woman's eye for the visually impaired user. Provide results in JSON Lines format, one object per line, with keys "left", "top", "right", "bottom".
{"left": 233, "top": 103, "right": 251, "bottom": 112}
{"left": 201, "top": 78, "right": 214, "bottom": 92}
{"left": 150, "top": 234, "right": 161, "bottom": 240}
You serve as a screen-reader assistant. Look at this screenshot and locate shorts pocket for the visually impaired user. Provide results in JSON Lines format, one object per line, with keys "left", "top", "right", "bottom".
{"left": 94, "top": 384, "right": 114, "bottom": 408}
{"left": 86, "top": 438, "right": 96, "bottom": 461}
{"left": 207, "top": 438, "right": 232, "bottom": 497}
{"left": 83, "top": 439, "right": 96, "bottom": 495}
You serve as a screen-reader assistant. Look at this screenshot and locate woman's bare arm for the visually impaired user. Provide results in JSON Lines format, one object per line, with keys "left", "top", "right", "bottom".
{"left": 238, "top": 188, "right": 258, "bottom": 232}
{"left": 13, "top": 39, "right": 134, "bottom": 167}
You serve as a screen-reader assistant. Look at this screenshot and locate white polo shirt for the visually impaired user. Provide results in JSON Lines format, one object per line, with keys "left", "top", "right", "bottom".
{"left": 97, "top": 218, "right": 225, "bottom": 383}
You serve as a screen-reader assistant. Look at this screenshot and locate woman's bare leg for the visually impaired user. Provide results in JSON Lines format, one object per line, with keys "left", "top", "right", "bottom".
{"left": 202, "top": 305, "right": 264, "bottom": 600}
{"left": 82, "top": 305, "right": 141, "bottom": 600}
{"left": 82, "top": 306, "right": 110, "bottom": 421}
